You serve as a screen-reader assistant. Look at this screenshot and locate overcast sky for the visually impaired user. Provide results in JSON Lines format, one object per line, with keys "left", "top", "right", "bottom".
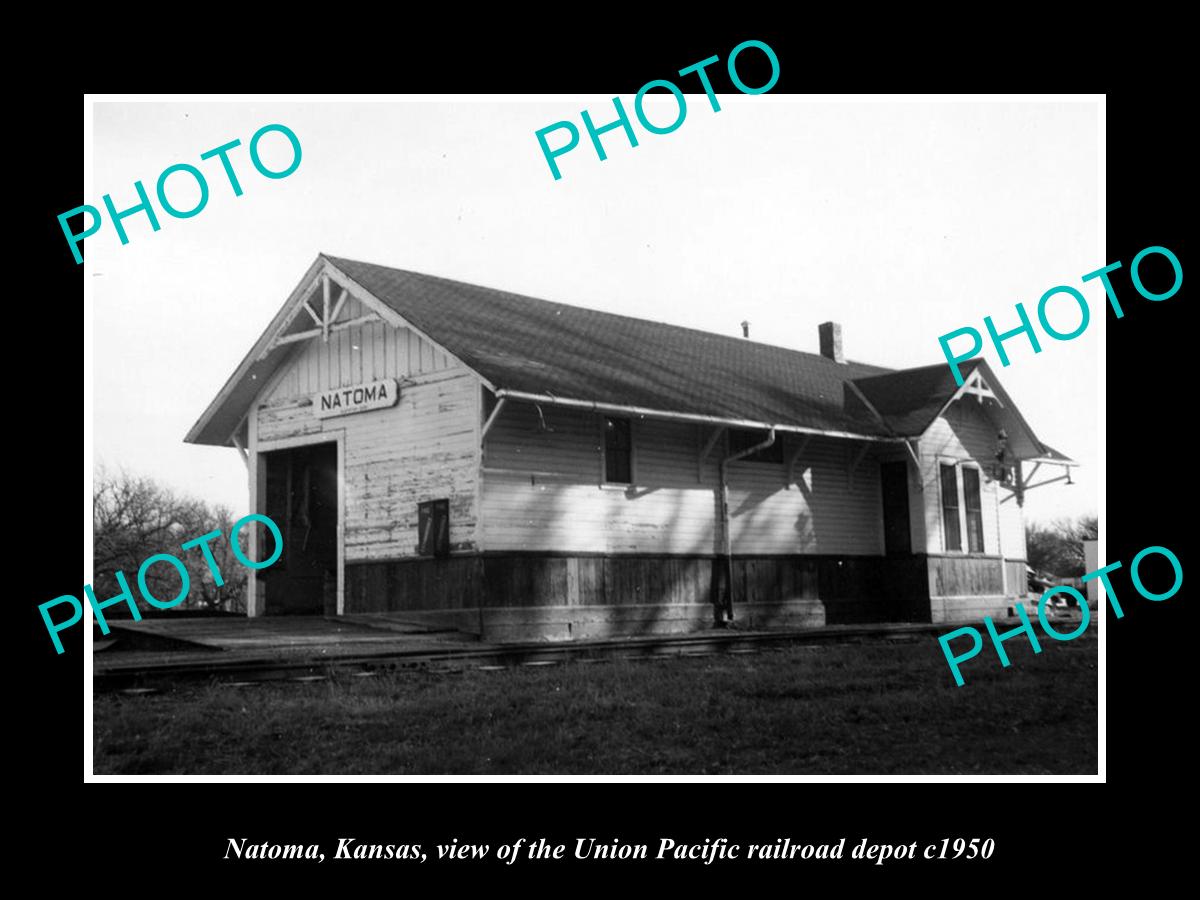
{"left": 90, "top": 97, "right": 1100, "bottom": 526}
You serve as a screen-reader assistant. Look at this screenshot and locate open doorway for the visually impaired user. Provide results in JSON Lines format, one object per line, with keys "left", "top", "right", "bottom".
{"left": 260, "top": 442, "right": 338, "bottom": 615}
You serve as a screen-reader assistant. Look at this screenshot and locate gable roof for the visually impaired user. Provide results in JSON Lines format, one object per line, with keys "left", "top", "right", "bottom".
{"left": 1030, "top": 442, "right": 1075, "bottom": 465}
{"left": 852, "top": 359, "right": 1075, "bottom": 462}
{"left": 324, "top": 255, "right": 892, "bottom": 439}
{"left": 185, "top": 254, "right": 1071, "bottom": 465}
{"left": 852, "top": 360, "right": 987, "bottom": 437}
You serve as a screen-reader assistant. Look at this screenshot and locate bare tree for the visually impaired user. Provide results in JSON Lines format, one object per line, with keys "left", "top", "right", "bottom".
{"left": 92, "top": 466, "right": 246, "bottom": 614}
{"left": 1026, "top": 514, "right": 1098, "bottom": 578}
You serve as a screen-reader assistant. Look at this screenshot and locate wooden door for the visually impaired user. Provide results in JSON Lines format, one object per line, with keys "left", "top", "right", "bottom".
{"left": 262, "top": 442, "right": 338, "bottom": 614}
{"left": 880, "top": 461, "right": 912, "bottom": 557}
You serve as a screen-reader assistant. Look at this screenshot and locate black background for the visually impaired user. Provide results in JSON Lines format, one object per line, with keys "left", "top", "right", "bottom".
{"left": 21, "top": 22, "right": 1187, "bottom": 887}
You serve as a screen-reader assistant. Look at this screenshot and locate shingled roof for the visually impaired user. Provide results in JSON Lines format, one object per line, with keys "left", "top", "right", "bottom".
{"left": 854, "top": 359, "right": 989, "bottom": 437}
{"left": 326, "top": 256, "right": 893, "bottom": 438}
{"left": 185, "top": 254, "right": 1071, "bottom": 464}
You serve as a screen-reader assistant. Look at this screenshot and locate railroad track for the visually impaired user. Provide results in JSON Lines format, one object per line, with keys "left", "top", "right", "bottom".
{"left": 93, "top": 621, "right": 991, "bottom": 693}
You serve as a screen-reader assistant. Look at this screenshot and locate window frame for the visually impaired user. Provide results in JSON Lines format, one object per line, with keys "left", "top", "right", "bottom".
{"left": 938, "top": 461, "right": 962, "bottom": 553}
{"left": 936, "top": 458, "right": 991, "bottom": 556}
{"left": 600, "top": 414, "right": 635, "bottom": 486}
{"left": 961, "top": 463, "right": 986, "bottom": 554}
{"left": 417, "top": 498, "right": 451, "bottom": 558}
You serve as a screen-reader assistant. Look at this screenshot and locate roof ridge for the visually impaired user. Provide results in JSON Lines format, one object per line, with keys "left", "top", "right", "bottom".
{"left": 187, "top": 253, "right": 1043, "bottom": 447}
{"left": 852, "top": 358, "right": 979, "bottom": 383}
{"left": 324, "top": 254, "right": 893, "bottom": 374}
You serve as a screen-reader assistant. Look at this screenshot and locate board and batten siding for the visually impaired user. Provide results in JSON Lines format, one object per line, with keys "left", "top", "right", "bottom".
{"left": 480, "top": 402, "right": 885, "bottom": 556}
{"left": 252, "top": 295, "right": 482, "bottom": 562}
{"left": 918, "top": 399, "right": 1025, "bottom": 561}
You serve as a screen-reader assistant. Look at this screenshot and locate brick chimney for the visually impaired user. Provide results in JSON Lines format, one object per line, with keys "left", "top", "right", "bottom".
{"left": 819, "top": 322, "right": 844, "bottom": 363}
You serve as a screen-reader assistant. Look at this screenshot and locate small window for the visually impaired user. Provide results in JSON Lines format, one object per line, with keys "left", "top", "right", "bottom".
{"left": 728, "top": 429, "right": 783, "bottom": 464}
{"left": 940, "top": 464, "right": 961, "bottom": 551}
{"left": 417, "top": 499, "right": 450, "bottom": 558}
{"left": 604, "top": 417, "right": 632, "bottom": 484}
{"left": 963, "top": 467, "right": 984, "bottom": 553}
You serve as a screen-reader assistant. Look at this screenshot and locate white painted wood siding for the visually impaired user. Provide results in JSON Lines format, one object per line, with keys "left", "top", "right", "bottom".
{"left": 919, "top": 399, "right": 1025, "bottom": 559}
{"left": 252, "top": 304, "right": 480, "bottom": 560}
{"left": 261, "top": 296, "right": 459, "bottom": 398}
{"left": 481, "top": 402, "right": 886, "bottom": 555}
{"left": 998, "top": 487, "right": 1027, "bottom": 560}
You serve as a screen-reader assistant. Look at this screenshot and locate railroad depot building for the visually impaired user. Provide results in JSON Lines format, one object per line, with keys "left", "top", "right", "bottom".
{"left": 186, "top": 254, "right": 1076, "bottom": 641}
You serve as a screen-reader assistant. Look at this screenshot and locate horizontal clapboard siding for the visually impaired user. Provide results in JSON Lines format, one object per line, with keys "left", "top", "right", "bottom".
{"left": 253, "top": 313, "right": 481, "bottom": 561}
{"left": 481, "top": 402, "right": 885, "bottom": 555}
{"left": 998, "top": 492, "right": 1026, "bottom": 561}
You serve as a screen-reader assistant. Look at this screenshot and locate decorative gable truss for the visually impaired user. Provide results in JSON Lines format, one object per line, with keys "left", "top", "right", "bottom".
{"left": 259, "top": 270, "right": 385, "bottom": 360}
{"left": 959, "top": 368, "right": 1000, "bottom": 405}
{"left": 931, "top": 368, "right": 1004, "bottom": 423}
{"left": 920, "top": 365, "right": 1076, "bottom": 508}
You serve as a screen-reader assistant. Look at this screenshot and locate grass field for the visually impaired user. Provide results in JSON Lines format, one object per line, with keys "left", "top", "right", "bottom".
{"left": 94, "top": 631, "right": 1097, "bottom": 775}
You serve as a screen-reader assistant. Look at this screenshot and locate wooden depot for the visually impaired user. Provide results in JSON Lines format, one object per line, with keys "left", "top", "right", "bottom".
{"left": 186, "top": 254, "right": 1078, "bottom": 641}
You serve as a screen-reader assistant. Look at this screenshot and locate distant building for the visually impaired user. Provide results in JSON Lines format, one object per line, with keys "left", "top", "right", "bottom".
{"left": 1084, "top": 539, "right": 1099, "bottom": 607}
{"left": 186, "top": 254, "right": 1076, "bottom": 641}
